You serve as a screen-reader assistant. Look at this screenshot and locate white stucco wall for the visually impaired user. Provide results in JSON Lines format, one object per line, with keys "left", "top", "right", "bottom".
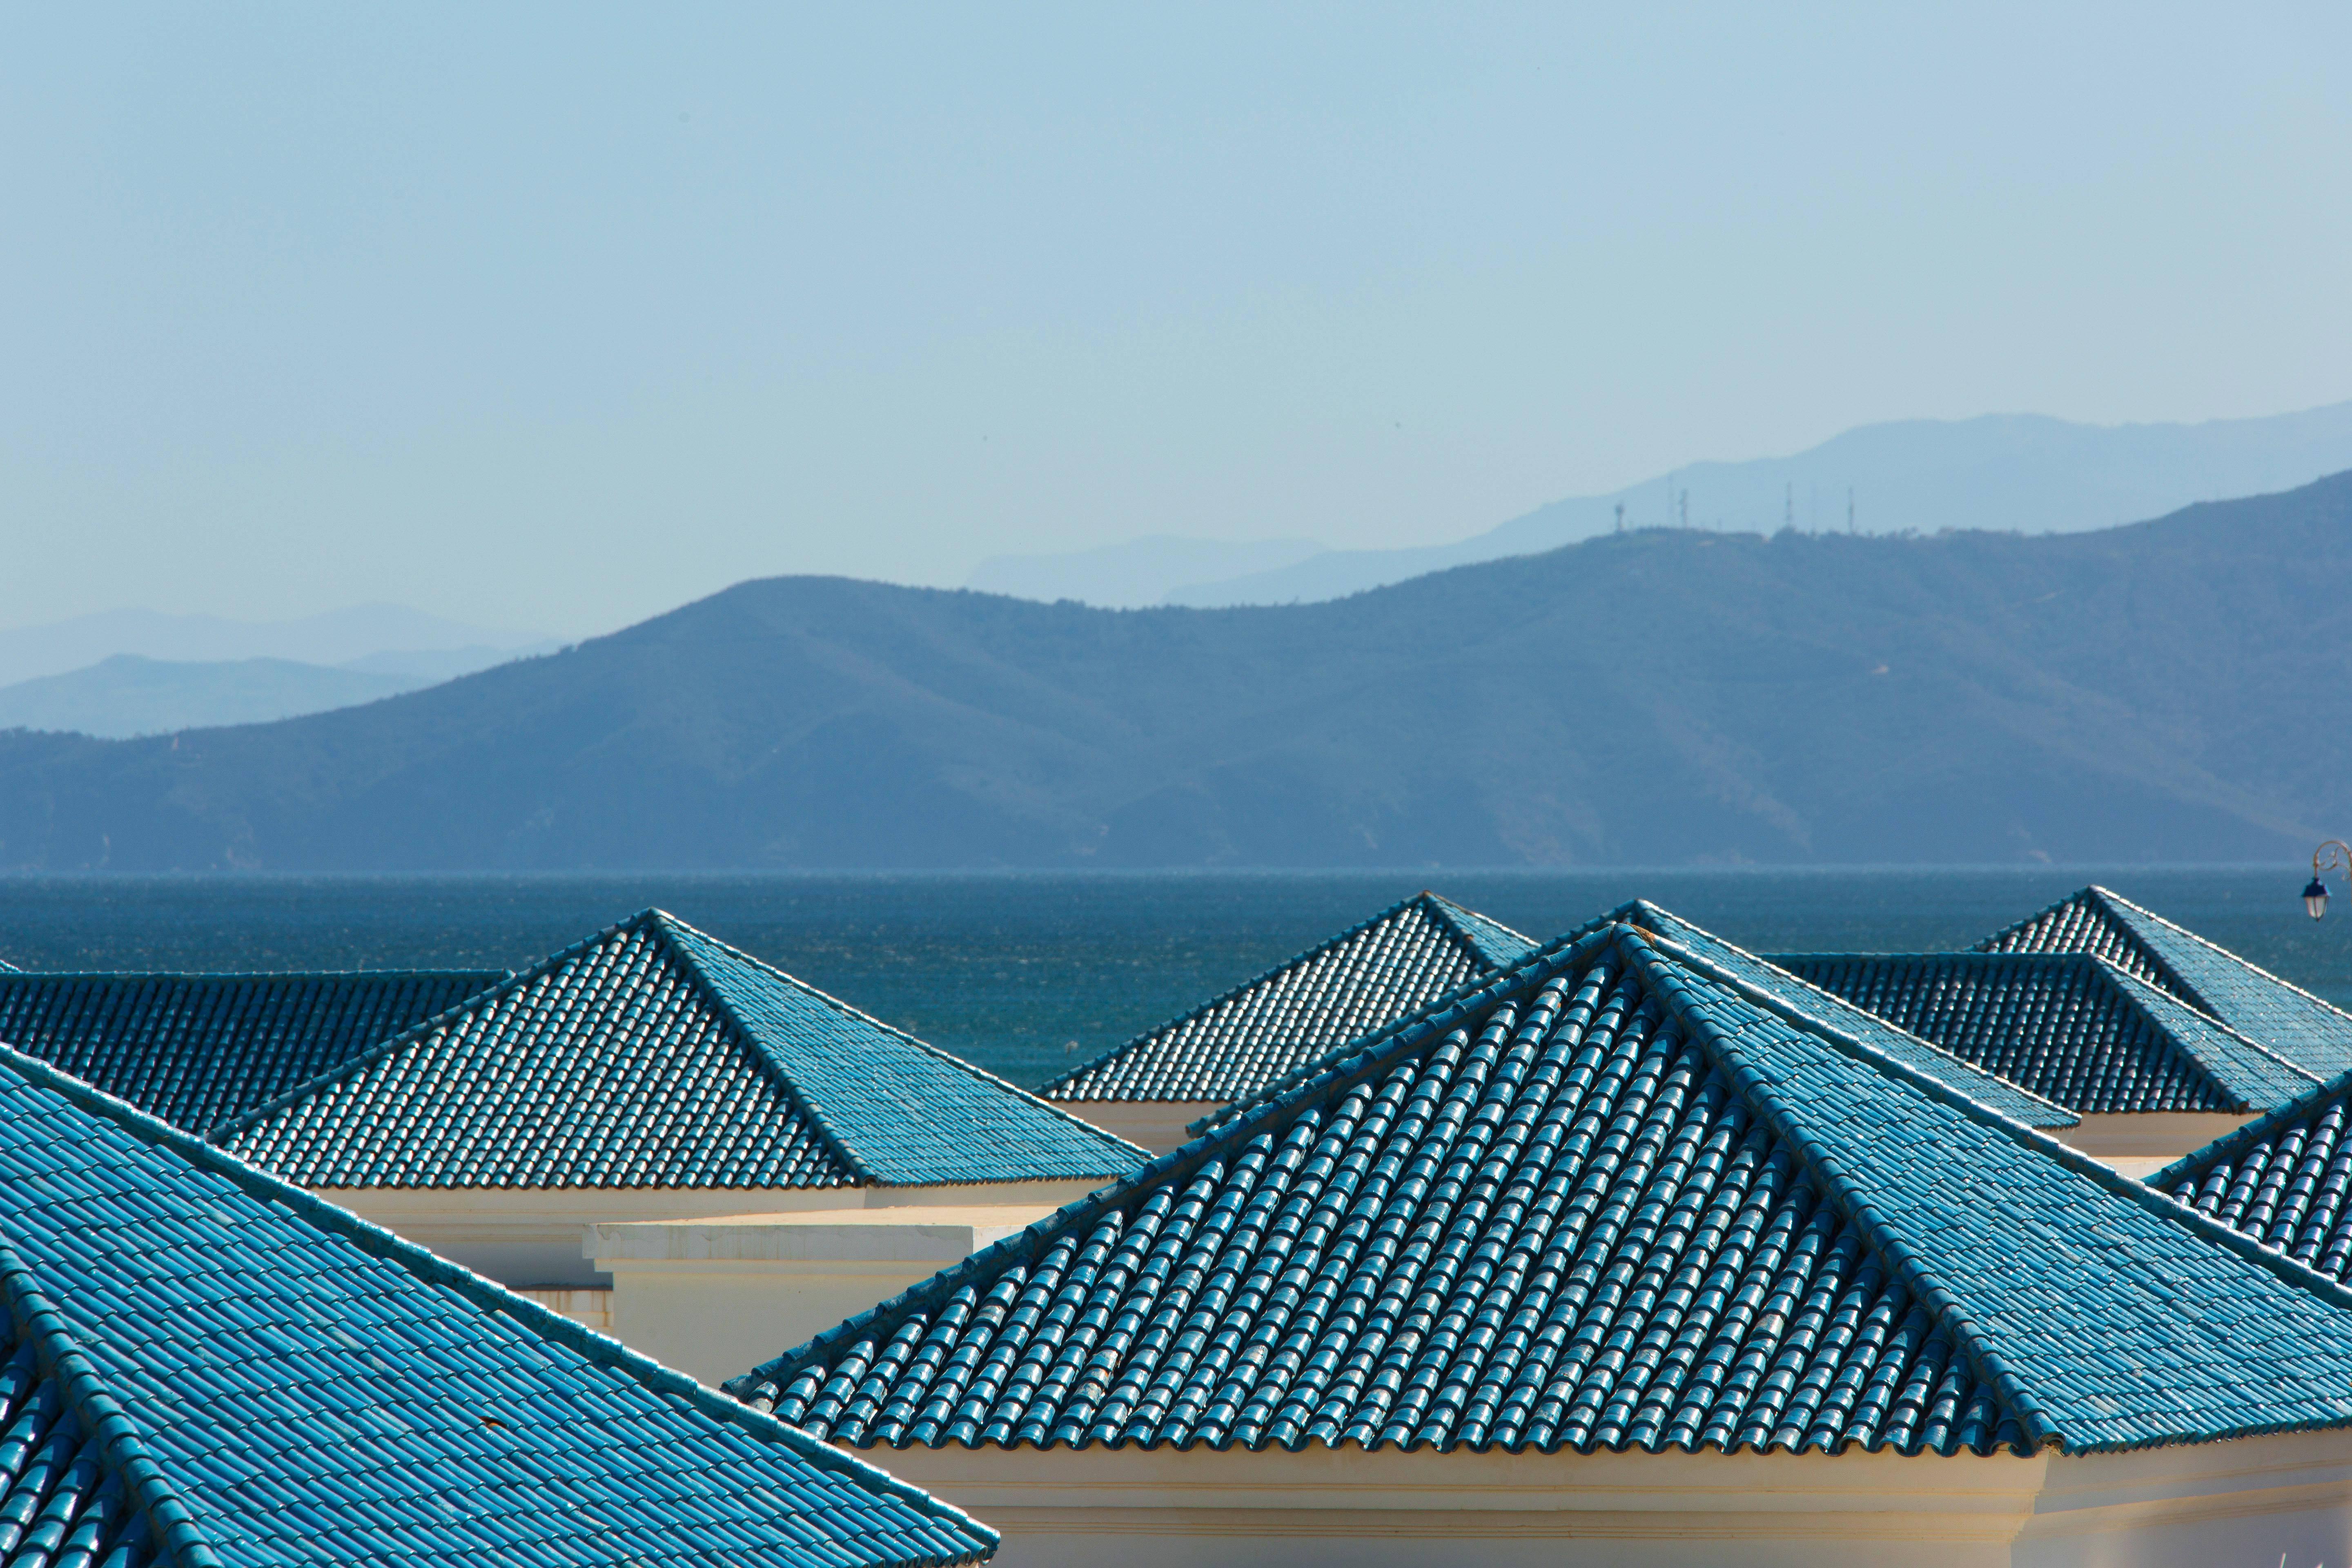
{"left": 314, "top": 1179, "right": 1100, "bottom": 1289}
{"left": 853, "top": 1430, "right": 2352, "bottom": 1568}
{"left": 1050, "top": 1101, "right": 1225, "bottom": 1156}
{"left": 588, "top": 1204, "right": 1064, "bottom": 1383}
{"left": 2049, "top": 1113, "right": 2254, "bottom": 1181}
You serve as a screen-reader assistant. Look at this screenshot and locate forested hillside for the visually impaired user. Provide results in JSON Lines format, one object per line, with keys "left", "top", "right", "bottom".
{"left": 4, "top": 474, "right": 2348, "bottom": 869}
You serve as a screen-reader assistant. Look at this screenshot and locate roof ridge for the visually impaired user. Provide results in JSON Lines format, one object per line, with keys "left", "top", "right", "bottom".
{"left": 2091, "top": 884, "right": 2352, "bottom": 1028}
{"left": 2098, "top": 959, "right": 2321, "bottom": 1100}
{"left": 1180, "top": 908, "right": 1623, "bottom": 1138}
{"left": 0, "top": 1236, "right": 221, "bottom": 1568}
{"left": 1416, "top": 891, "right": 1537, "bottom": 968}
{"left": 2147, "top": 1060, "right": 2352, "bottom": 1192}
{"left": 650, "top": 912, "right": 1144, "bottom": 1180}
{"left": 1038, "top": 889, "right": 1477, "bottom": 1098}
{"left": 1620, "top": 904, "right": 2074, "bottom": 1127}
{"left": 1615, "top": 937, "right": 2057, "bottom": 1453}
{"left": 0, "top": 1039, "right": 998, "bottom": 1549}
{"left": 203, "top": 909, "right": 663, "bottom": 1141}
{"left": 729, "top": 925, "right": 1613, "bottom": 1403}
{"left": 1626, "top": 930, "right": 2352, "bottom": 1370}
{"left": 1976, "top": 885, "right": 2201, "bottom": 1004}
{"left": 641, "top": 911, "right": 881, "bottom": 1184}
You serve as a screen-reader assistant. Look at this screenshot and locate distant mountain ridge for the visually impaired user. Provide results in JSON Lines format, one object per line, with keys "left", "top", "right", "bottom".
{"left": 0, "top": 604, "right": 551, "bottom": 688}
{"left": 969, "top": 402, "right": 2352, "bottom": 608}
{"left": 3, "top": 472, "right": 2350, "bottom": 871}
{"left": 0, "top": 656, "right": 433, "bottom": 739}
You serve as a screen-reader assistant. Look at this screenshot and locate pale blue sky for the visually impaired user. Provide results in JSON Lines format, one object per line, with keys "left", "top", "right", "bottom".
{"left": 5, "top": 4, "right": 2348, "bottom": 636}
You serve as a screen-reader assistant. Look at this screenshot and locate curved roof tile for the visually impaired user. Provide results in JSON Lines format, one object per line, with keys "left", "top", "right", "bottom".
{"left": 1044, "top": 892, "right": 1535, "bottom": 1104}
{"left": 2152, "top": 1067, "right": 2352, "bottom": 1284}
{"left": 216, "top": 910, "right": 1144, "bottom": 1189}
{"left": 1977, "top": 886, "right": 2352, "bottom": 1078}
{"left": 0, "top": 969, "right": 506, "bottom": 1135}
{"left": 1773, "top": 952, "right": 2317, "bottom": 1114}
{"left": 730, "top": 912, "right": 2352, "bottom": 1458}
{"left": 0, "top": 1044, "right": 997, "bottom": 1568}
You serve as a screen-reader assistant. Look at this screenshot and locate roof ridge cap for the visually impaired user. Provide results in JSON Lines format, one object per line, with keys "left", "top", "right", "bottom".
{"left": 1039, "top": 889, "right": 1464, "bottom": 1098}
{"left": 0, "top": 1236, "right": 223, "bottom": 1568}
{"left": 2147, "top": 1061, "right": 2352, "bottom": 1191}
{"left": 1417, "top": 891, "right": 1537, "bottom": 967}
{"left": 203, "top": 911, "right": 657, "bottom": 1141}
{"left": 1629, "top": 920, "right": 2074, "bottom": 1126}
{"left": 653, "top": 914, "right": 1145, "bottom": 1173}
{"left": 1624, "top": 931, "right": 2352, "bottom": 1401}
{"left": 2094, "top": 887, "right": 2352, "bottom": 1028}
{"left": 2063, "top": 887, "right": 2208, "bottom": 1006}
{"left": 1619, "top": 938, "right": 2058, "bottom": 1454}
{"left": 0, "top": 1041, "right": 997, "bottom": 1548}
{"left": 732, "top": 928, "right": 1613, "bottom": 1403}
{"left": 1183, "top": 911, "right": 1619, "bottom": 1138}
{"left": 2077, "top": 958, "right": 2263, "bottom": 1113}
{"left": 1628, "top": 929, "right": 2071, "bottom": 1128}
{"left": 640, "top": 912, "right": 882, "bottom": 1184}
{"left": 2098, "top": 960, "right": 2322, "bottom": 1094}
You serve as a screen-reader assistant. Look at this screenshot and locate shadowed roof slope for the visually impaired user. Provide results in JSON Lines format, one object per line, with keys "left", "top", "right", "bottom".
{"left": 0, "top": 969, "right": 506, "bottom": 1136}
{"left": 1977, "top": 886, "right": 2352, "bottom": 1078}
{"left": 2152, "top": 1069, "right": 2352, "bottom": 1285}
{"left": 1773, "top": 952, "right": 2317, "bottom": 1114}
{"left": 729, "top": 911, "right": 2352, "bottom": 1458}
{"left": 0, "top": 1043, "right": 996, "bottom": 1568}
{"left": 216, "top": 909, "right": 1144, "bottom": 1189}
{"left": 1043, "top": 892, "right": 1537, "bottom": 1105}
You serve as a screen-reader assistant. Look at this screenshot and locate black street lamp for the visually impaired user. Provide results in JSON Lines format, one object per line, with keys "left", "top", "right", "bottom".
{"left": 2306, "top": 840, "right": 2352, "bottom": 920}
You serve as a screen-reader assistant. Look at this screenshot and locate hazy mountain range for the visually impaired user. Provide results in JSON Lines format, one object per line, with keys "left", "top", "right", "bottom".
{"left": 1, "top": 470, "right": 2346, "bottom": 871}
{"left": 970, "top": 402, "right": 2352, "bottom": 608}
{"left": 0, "top": 606, "right": 555, "bottom": 739}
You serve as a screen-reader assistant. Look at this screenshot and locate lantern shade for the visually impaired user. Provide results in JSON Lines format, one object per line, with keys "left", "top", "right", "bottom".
{"left": 2307, "top": 878, "right": 2330, "bottom": 921}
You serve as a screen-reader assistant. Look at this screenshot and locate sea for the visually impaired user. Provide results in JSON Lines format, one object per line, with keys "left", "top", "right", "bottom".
{"left": 3, "top": 868, "right": 2346, "bottom": 1091}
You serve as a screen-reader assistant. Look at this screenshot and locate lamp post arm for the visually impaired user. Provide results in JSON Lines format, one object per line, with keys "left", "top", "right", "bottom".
{"left": 2319, "top": 841, "right": 2352, "bottom": 880}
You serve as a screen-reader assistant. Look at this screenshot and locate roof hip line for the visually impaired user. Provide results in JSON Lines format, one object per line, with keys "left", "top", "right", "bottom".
{"left": 0, "top": 1040, "right": 999, "bottom": 1542}
{"left": 1621, "top": 935, "right": 2062, "bottom": 1454}
{"left": 1628, "top": 930, "right": 2352, "bottom": 1369}
{"left": 649, "top": 912, "right": 882, "bottom": 1185}
{"left": 0, "top": 1236, "right": 223, "bottom": 1568}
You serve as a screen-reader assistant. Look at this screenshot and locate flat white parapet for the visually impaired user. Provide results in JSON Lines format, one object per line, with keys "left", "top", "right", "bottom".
{"left": 2047, "top": 1112, "right": 2254, "bottom": 1180}
{"left": 586, "top": 1200, "right": 1072, "bottom": 1383}
{"left": 1054, "top": 1100, "right": 1225, "bottom": 1155}
{"left": 317, "top": 1178, "right": 1102, "bottom": 1291}
{"left": 868, "top": 1429, "right": 2352, "bottom": 1568}
{"left": 588, "top": 1204, "right": 1057, "bottom": 1264}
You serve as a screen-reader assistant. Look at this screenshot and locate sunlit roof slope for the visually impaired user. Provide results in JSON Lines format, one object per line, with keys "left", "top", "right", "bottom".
{"left": 1043, "top": 892, "right": 1536, "bottom": 1105}
{"left": 730, "top": 913, "right": 2352, "bottom": 1458}
{"left": 0, "top": 1042, "right": 997, "bottom": 1568}
{"left": 1977, "top": 886, "right": 2352, "bottom": 1078}
{"left": 0, "top": 969, "right": 506, "bottom": 1136}
{"left": 216, "top": 909, "right": 1144, "bottom": 1189}
{"left": 2152, "top": 1067, "right": 2352, "bottom": 1284}
{"left": 1774, "top": 952, "right": 2317, "bottom": 1114}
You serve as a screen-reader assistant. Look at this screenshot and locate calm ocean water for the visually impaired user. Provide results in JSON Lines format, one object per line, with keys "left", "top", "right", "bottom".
{"left": 3, "top": 869, "right": 2346, "bottom": 1090}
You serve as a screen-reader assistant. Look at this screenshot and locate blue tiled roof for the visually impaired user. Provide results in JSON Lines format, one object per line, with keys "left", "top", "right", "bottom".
{"left": 0, "top": 1043, "right": 997, "bottom": 1568}
{"left": 2152, "top": 1068, "right": 2352, "bottom": 1284}
{"left": 731, "top": 911, "right": 2352, "bottom": 1457}
{"left": 1978, "top": 886, "right": 2352, "bottom": 1078}
{"left": 0, "top": 969, "right": 506, "bottom": 1136}
{"left": 1772, "top": 952, "right": 2317, "bottom": 1114}
{"left": 1617, "top": 904, "right": 2075, "bottom": 1129}
{"left": 1044, "top": 892, "right": 1536, "bottom": 1104}
{"left": 217, "top": 910, "right": 1145, "bottom": 1189}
